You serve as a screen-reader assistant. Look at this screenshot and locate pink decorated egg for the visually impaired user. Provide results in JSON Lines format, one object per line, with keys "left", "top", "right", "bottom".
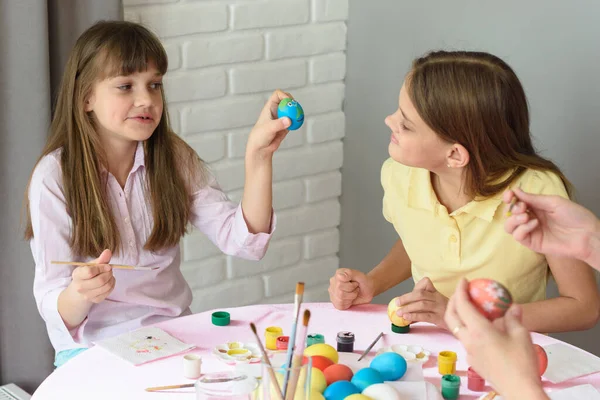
{"left": 468, "top": 279, "right": 513, "bottom": 320}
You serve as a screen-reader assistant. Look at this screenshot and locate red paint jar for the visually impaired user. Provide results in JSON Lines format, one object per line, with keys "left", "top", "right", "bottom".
{"left": 276, "top": 335, "right": 289, "bottom": 350}
{"left": 467, "top": 367, "right": 485, "bottom": 391}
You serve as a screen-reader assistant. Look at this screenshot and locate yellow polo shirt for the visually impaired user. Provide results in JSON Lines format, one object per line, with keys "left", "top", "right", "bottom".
{"left": 381, "top": 158, "right": 569, "bottom": 305}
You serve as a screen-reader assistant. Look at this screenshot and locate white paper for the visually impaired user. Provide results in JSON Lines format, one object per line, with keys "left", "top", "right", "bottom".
{"left": 94, "top": 326, "right": 195, "bottom": 366}
{"left": 386, "top": 381, "right": 428, "bottom": 400}
{"left": 548, "top": 384, "right": 600, "bottom": 399}
{"left": 543, "top": 343, "right": 600, "bottom": 383}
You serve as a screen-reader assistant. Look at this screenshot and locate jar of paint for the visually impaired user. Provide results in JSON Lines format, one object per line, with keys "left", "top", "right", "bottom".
{"left": 441, "top": 374, "right": 461, "bottom": 400}
{"left": 467, "top": 367, "right": 485, "bottom": 391}
{"left": 307, "top": 333, "right": 325, "bottom": 347}
{"left": 336, "top": 331, "right": 355, "bottom": 352}
{"left": 438, "top": 351, "right": 457, "bottom": 375}
{"left": 264, "top": 326, "right": 283, "bottom": 350}
{"left": 276, "top": 336, "right": 289, "bottom": 351}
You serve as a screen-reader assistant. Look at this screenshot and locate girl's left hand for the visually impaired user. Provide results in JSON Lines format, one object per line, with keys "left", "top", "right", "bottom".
{"left": 395, "top": 277, "right": 449, "bottom": 329}
{"left": 246, "top": 89, "right": 293, "bottom": 160}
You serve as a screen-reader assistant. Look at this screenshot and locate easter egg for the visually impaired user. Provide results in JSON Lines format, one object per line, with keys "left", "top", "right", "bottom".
{"left": 350, "top": 367, "right": 384, "bottom": 391}
{"left": 322, "top": 380, "right": 360, "bottom": 400}
{"left": 468, "top": 278, "right": 513, "bottom": 320}
{"left": 304, "top": 343, "right": 339, "bottom": 363}
{"left": 323, "top": 364, "right": 354, "bottom": 385}
{"left": 362, "top": 383, "right": 402, "bottom": 400}
{"left": 534, "top": 344, "right": 548, "bottom": 376}
{"left": 345, "top": 395, "right": 373, "bottom": 400}
{"left": 308, "top": 391, "right": 326, "bottom": 400}
{"left": 277, "top": 98, "right": 304, "bottom": 130}
{"left": 303, "top": 355, "right": 335, "bottom": 372}
{"left": 299, "top": 366, "right": 328, "bottom": 393}
{"left": 387, "top": 298, "right": 412, "bottom": 327}
{"left": 369, "top": 352, "right": 407, "bottom": 381}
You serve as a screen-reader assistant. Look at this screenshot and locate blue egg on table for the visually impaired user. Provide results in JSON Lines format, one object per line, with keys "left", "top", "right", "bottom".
{"left": 369, "top": 352, "right": 407, "bottom": 381}
{"left": 277, "top": 98, "right": 304, "bottom": 130}
{"left": 323, "top": 380, "right": 360, "bottom": 400}
{"left": 351, "top": 367, "right": 384, "bottom": 391}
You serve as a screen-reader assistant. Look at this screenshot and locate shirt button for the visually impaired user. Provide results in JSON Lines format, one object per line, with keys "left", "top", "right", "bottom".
{"left": 124, "top": 217, "right": 130, "bottom": 224}
{"left": 129, "top": 240, "right": 134, "bottom": 247}
{"left": 450, "top": 235, "right": 458, "bottom": 243}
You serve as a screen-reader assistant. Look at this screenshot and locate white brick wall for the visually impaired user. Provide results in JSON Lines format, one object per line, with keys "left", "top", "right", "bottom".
{"left": 124, "top": 0, "right": 347, "bottom": 312}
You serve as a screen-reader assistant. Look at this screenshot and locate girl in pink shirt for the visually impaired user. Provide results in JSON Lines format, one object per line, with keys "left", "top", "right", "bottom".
{"left": 24, "top": 21, "right": 291, "bottom": 367}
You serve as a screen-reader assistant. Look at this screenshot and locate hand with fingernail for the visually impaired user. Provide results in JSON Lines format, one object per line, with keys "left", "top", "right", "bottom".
{"left": 444, "top": 279, "right": 548, "bottom": 400}
{"left": 328, "top": 268, "right": 376, "bottom": 310}
{"left": 393, "top": 277, "right": 449, "bottom": 329}
{"left": 503, "top": 188, "right": 600, "bottom": 269}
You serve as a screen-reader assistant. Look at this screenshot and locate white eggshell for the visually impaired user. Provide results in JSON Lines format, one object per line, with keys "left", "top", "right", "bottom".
{"left": 362, "top": 383, "right": 402, "bottom": 400}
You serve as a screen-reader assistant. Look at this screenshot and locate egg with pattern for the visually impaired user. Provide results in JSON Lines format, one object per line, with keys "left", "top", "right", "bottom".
{"left": 277, "top": 98, "right": 304, "bottom": 130}
{"left": 468, "top": 279, "right": 513, "bottom": 320}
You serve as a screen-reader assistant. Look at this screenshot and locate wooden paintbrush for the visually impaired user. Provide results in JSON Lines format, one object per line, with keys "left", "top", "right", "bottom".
{"left": 250, "top": 323, "right": 284, "bottom": 400}
{"left": 282, "top": 282, "right": 305, "bottom": 397}
{"left": 51, "top": 261, "right": 158, "bottom": 271}
{"left": 285, "top": 309, "right": 311, "bottom": 400}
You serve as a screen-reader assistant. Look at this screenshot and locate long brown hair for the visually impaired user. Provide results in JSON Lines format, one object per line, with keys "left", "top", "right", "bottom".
{"left": 24, "top": 20, "right": 205, "bottom": 258}
{"left": 408, "top": 50, "right": 571, "bottom": 198}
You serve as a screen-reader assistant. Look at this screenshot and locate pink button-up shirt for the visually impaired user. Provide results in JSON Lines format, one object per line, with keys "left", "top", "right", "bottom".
{"left": 29, "top": 143, "right": 274, "bottom": 354}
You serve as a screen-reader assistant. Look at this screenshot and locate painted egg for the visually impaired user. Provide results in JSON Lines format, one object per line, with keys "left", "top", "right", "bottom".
{"left": 322, "top": 380, "right": 360, "bottom": 400}
{"left": 345, "top": 395, "right": 374, "bottom": 400}
{"left": 277, "top": 98, "right": 304, "bottom": 130}
{"left": 307, "top": 391, "right": 326, "bottom": 400}
{"left": 369, "top": 352, "right": 407, "bottom": 381}
{"left": 534, "top": 344, "right": 548, "bottom": 376}
{"left": 362, "top": 383, "right": 402, "bottom": 400}
{"left": 468, "top": 279, "right": 513, "bottom": 320}
{"left": 387, "top": 298, "right": 411, "bottom": 327}
{"left": 304, "top": 343, "right": 339, "bottom": 363}
{"left": 303, "top": 355, "right": 335, "bottom": 372}
{"left": 323, "top": 363, "right": 353, "bottom": 385}
{"left": 299, "top": 366, "right": 328, "bottom": 393}
{"left": 350, "top": 367, "right": 384, "bottom": 391}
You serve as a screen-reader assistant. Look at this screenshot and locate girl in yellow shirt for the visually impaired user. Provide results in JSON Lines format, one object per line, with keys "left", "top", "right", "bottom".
{"left": 328, "top": 50, "right": 600, "bottom": 333}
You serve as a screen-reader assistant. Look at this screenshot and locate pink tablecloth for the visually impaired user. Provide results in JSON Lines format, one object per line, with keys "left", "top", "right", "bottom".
{"left": 32, "top": 303, "right": 600, "bottom": 399}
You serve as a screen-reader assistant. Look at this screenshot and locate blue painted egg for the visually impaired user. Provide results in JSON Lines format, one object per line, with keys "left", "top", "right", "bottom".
{"left": 369, "top": 352, "right": 407, "bottom": 381}
{"left": 351, "top": 367, "right": 384, "bottom": 391}
{"left": 322, "top": 380, "right": 360, "bottom": 400}
{"left": 277, "top": 98, "right": 304, "bottom": 130}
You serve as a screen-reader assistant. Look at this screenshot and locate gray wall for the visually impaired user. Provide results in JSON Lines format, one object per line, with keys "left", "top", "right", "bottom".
{"left": 341, "top": 0, "right": 600, "bottom": 355}
{"left": 0, "top": 0, "right": 121, "bottom": 392}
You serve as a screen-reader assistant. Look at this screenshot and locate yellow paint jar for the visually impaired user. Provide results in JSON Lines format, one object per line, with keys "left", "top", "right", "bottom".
{"left": 438, "top": 351, "right": 457, "bottom": 375}
{"left": 264, "top": 326, "right": 283, "bottom": 350}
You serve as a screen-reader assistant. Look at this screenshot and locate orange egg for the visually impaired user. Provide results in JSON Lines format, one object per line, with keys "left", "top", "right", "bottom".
{"left": 468, "top": 279, "right": 513, "bottom": 320}
{"left": 534, "top": 344, "right": 548, "bottom": 376}
{"left": 303, "top": 355, "right": 335, "bottom": 372}
{"left": 323, "top": 363, "right": 354, "bottom": 385}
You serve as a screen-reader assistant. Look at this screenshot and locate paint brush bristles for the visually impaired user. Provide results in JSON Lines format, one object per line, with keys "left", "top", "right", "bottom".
{"left": 250, "top": 323, "right": 284, "bottom": 400}
{"left": 506, "top": 182, "right": 522, "bottom": 216}
{"left": 282, "top": 282, "right": 305, "bottom": 397}
{"left": 285, "top": 310, "right": 311, "bottom": 400}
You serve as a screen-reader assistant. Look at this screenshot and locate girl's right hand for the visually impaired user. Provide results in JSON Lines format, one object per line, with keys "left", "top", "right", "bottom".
{"left": 70, "top": 249, "right": 116, "bottom": 304}
{"left": 328, "top": 268, "right": 375, "bottom": 310}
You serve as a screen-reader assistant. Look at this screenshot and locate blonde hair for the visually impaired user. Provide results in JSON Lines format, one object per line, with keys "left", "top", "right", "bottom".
{"left": 408, "top": 50, "right": 571, "bottom": 198}
{"left": 24, "top": 20, "right": 205, "bottom": 257}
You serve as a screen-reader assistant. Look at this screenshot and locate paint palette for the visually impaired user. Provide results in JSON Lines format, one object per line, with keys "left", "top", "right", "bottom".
{"left": 212, "top": 341, "right": 262, "bottom": 365}
{"left": 376, "top": 344, "right": 431, "bottom": 364}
